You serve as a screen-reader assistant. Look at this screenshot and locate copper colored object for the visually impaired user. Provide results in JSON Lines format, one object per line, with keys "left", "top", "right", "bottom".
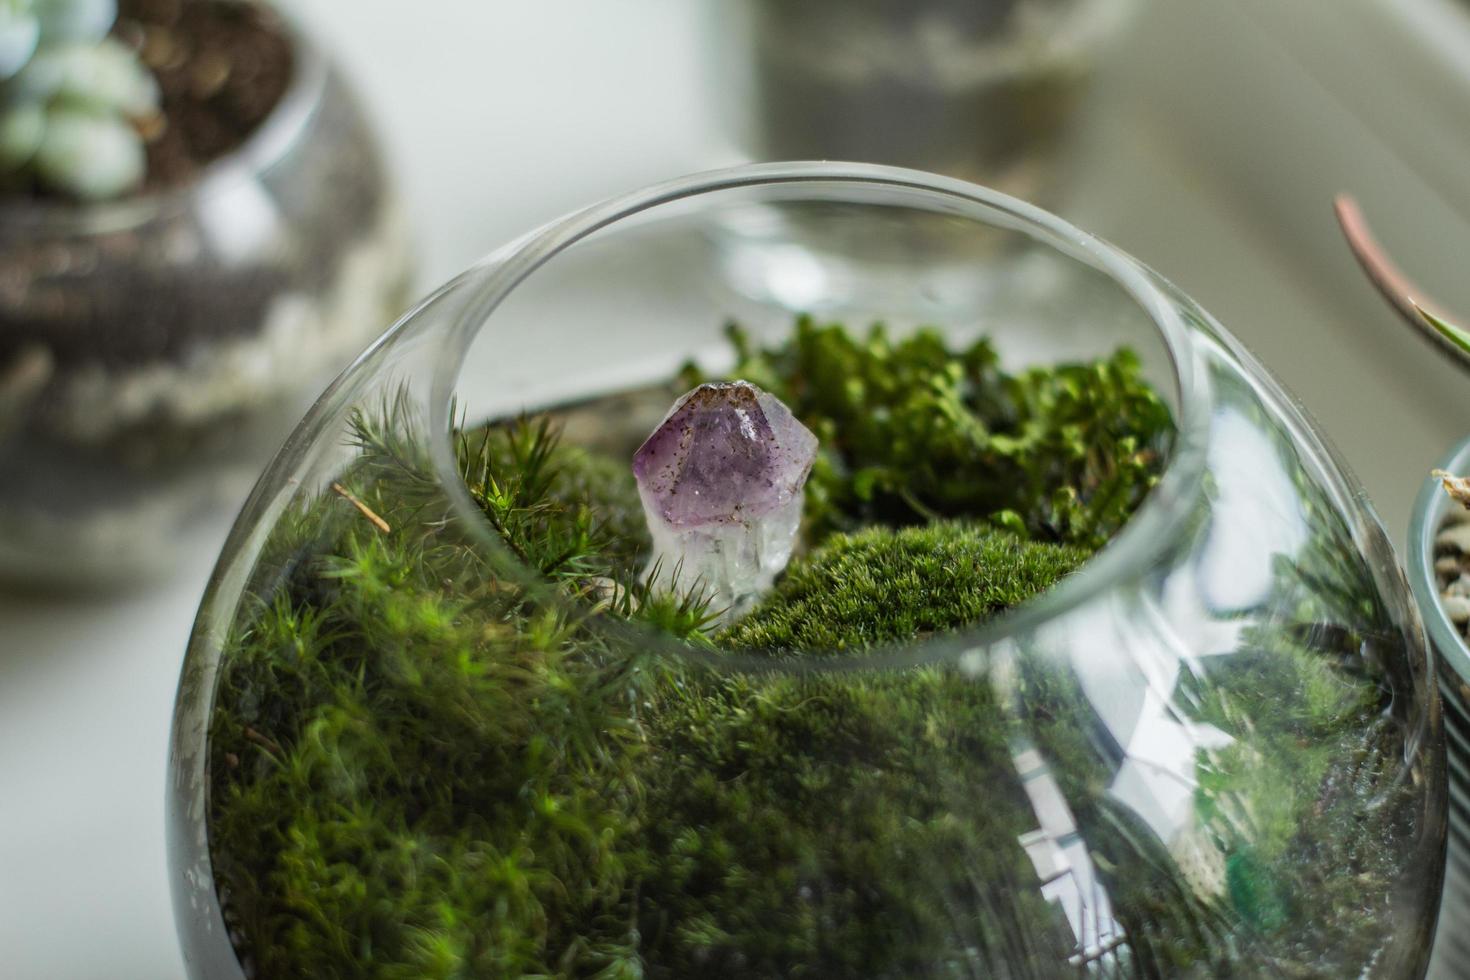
{"left": 1334, "top": 193, "right": 1470, "bottom": 372}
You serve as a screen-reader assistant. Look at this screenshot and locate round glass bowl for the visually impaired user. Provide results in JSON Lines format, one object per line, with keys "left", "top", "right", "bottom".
{"left": 1410, "top": 434, "right": 1470, "bottom": 978}
{"left": 0, "top": 6, "right": 411, "bottom": 589}
{"left": 169, "top": 163, "right": 1444, "bottom": 978}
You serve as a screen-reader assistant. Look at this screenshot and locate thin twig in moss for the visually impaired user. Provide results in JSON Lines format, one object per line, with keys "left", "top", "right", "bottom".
{"left": 330, "top": 482, "right": 391, "bottom": 533}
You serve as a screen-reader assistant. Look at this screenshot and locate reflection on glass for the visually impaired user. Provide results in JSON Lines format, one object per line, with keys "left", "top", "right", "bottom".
{"left": 1197, "top": 407, "right": 1310, "bottom": 612}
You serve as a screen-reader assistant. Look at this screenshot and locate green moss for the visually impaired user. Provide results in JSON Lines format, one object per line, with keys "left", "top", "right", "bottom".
{"left": 203, "top": 319, "right": 1419, "bottom": 978}
{"left": 210, "top": 418, "right": 1087, "bottom": 977}
{"left": 632, "top": 665, "right": 1074, "bottom": 976}
{"left": 722, "top": 521, "right": 1089, "bottom": 651}
{"left": 683, "top": 316, "right": 1174, "bottom": 550}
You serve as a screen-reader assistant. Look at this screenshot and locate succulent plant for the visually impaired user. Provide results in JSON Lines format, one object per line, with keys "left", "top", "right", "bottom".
{"left": 0, "top": 0, "right": 158, "bottom": 200}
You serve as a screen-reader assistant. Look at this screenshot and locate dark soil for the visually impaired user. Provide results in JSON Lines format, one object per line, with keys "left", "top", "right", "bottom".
{"left": 116, "top": 0, "right": 295, "bottom": 190}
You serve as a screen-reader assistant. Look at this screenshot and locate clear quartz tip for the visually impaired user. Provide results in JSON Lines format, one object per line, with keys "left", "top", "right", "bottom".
{"left": 632, "top": 380, "right": 818, "bottom": 620}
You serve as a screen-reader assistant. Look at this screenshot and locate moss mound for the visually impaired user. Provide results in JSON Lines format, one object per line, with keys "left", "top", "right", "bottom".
{"left": 724, "top": 520, "right": 1088, "bottom": 651}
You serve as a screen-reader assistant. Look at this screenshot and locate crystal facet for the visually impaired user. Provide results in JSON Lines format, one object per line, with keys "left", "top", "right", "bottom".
{"left": 632, "top": 380, "right": 818, "bottom": 617}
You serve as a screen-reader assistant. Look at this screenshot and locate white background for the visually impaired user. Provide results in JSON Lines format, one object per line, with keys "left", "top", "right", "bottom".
{"left": 5, "top": 0, "right": 1470, "bottom": 976}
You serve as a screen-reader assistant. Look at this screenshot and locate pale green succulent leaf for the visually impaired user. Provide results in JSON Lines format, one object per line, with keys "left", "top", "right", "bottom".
{"left": 12, "top": 36, "right": 157, "bottom": 116}
{"left": 33, "top": 0, "right": 114, "bottom": 44}
{"left": 0, "top": 0, "right": 39, "bottom": 79}
{"left": 0, "top": 101, "right": 43, "bottom": 171}
{"left": 1417, "top": 304, "right": 1470, "bottom": 358}
{"left": 33, "top": 105, "right": 143, "bottom": 199}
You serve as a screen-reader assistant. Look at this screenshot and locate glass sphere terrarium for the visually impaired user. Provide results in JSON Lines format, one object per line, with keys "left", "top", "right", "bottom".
{"left": 168, "top": 164, "right": 1446, "bottom": 978}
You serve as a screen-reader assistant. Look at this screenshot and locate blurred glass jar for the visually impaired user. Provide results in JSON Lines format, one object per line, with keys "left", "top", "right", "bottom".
{"left": 711, "top": 0, "right": 1139, "bottom": 204}
{"left": 0, "top": 7, "right": 411, "bottom": 589}
{"left": 170, "top": 163, "right": 1444, "bottom": 978}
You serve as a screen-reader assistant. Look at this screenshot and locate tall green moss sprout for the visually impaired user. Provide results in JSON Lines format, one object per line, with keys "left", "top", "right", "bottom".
{"left": 204, "top": 318, "right": 1416, "bottom": 977}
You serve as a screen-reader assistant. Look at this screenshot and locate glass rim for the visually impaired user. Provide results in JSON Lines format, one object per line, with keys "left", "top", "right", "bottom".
{"left": 0, "top": 1, "right": 329, "bottom": 233}
{"left": 1409, "top": 432, "right": 1470, "bottom": 684}
{"left": 425, "top": 160, "right": 1216, "bottom": 673}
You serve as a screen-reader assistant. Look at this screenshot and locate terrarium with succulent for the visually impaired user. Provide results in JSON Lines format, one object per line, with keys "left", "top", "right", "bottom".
{"left": 169, "top": 165, "right": 1445, "bottom": 978}
{"left": 0, "top": 0, "right": 410, "bottom": 587}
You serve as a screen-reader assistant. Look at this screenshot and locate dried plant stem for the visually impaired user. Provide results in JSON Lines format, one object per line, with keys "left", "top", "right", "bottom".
{"left": 1433, "top": 470, "right": 1470, "bottom": 511}
{"left": 331, "top": 481, "right": 391, "bottom": 533}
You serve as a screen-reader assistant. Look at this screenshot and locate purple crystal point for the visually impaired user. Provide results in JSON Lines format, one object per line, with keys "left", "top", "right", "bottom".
{"left": 633, "top": 381, "right": 818, "bottom": 616}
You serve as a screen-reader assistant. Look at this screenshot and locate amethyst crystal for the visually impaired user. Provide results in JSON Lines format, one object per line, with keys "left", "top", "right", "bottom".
{"left": 632, "top": 380, "right": 818, "bottom": 618}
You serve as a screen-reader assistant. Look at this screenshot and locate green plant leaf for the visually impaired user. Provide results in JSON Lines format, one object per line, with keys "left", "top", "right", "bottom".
{"left": 1417, "top": 303, "right": 1470, "bottom": 357}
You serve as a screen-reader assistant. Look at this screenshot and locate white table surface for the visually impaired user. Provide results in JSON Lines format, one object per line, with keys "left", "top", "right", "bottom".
{"left": 3, "top": 2, "right": 1465, "bottom": 977}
